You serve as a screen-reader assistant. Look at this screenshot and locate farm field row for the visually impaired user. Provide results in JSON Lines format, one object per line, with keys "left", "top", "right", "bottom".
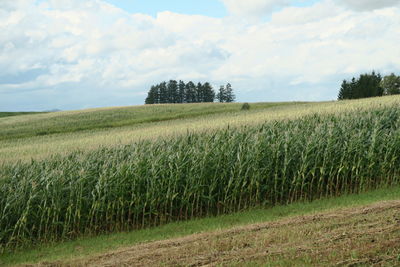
{"left": 1, "top": 96, "right": 399, "bottom": 164}
{"left": 0, "top": 102, "right": 299, "bottom": 163}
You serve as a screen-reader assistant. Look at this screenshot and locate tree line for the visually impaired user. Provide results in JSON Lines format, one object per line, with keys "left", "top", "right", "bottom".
{"left": 145, "top": 80, "right": 235, "bottom": 104}
{"left": 338, "top": 71, "right": 400, "bottom": 100}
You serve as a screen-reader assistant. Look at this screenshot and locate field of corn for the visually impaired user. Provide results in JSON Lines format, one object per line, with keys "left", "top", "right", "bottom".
{"left": 1, "top": 98, "right": 398, "bottom": 164}
{"left": 0, "top": 96, "right": 400, "bottom": 251}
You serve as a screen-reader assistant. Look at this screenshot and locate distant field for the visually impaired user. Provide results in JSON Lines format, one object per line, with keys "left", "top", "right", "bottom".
{"left": 1, "top": 102, "right": 305, "bottom": 163}
{"left": 0, "top": 102, "right": 293, "bottom": 141}
{"left": 1, "top": 96, "right": 399, "bottom": 164}
{"left": 0, "top": 112, "right": 45, "bottom": 118}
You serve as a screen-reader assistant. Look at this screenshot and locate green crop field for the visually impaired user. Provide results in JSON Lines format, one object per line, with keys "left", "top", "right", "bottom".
{"left": 1, "top": 96, "right": 400, "bottom": 254}
{"left": 1, "top": 97, "right": 398, "bottom": 164}
{"left": 0, "top": 112, "right": 45, "bottom": 118}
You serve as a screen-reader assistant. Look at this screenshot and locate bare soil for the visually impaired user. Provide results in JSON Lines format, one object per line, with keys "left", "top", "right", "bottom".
{"left": 29, "top": 201, "right": 400, "bottom": 267}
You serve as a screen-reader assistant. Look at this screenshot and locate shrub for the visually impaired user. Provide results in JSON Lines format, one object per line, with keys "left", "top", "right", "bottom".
{"left": 241, "top": 103, "right": 250, "bottom": 110}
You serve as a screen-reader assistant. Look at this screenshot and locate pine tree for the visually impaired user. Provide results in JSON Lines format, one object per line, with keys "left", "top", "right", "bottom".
{"left": 196, "top": 82, "right": 204, "bottom": 103}
{"left": 154, "top": 84, "right": 161, "bottom": 103}
{"left": 167, "top": 80, "right": 178, "bottom": 103}
{"left": 217, "top": 85, "right": 225, "bottom": 102}
{"left": 338, "top": 80, "right": 349, "bottom": 100}
{"left": 225, "top": 83, "right": 235, "bottom": 102}
{"left": 178, "top": 80, "right": 186, "bottom": 103}
{"left": 145, "top": 80, "right": 230, "bottom": 104}
{"left": 203, "top": 82, "right": 215, "bottom": 102}
{"left": 145, "top": 85, "right": 156, "bottom": 104}
{"left": 338, "top": 71, "right": 384, "bottom": 100}
{"left": 185, "top": 81, "right": 196, "bottom": 103}
{"left": 159, "top": 82, "right": 168, "bottom": 104}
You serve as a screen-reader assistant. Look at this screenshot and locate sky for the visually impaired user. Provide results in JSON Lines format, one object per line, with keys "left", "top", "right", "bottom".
{"left": 1, "top": 0, "right": 400, "bottom": 111}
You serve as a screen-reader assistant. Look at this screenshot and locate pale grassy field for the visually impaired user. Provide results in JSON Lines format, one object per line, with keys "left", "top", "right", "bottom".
{"left": 1, "top": 96, "right": 399, "bottom": 164}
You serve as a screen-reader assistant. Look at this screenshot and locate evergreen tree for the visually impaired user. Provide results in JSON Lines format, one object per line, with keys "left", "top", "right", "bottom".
{"left": 338, "top": 80, "right": 348, "bottom": 100}
{"left": 167, "top": 80, "right": 178, "bottom": 103}
{"left": 355, "top": 71, "right": 382, "bottom": 98}
{"left": 217, "top": 85, "right": 225, "bottom": 102}
{"left": 145, "top": 85, "right": 156, "bottom": 104}
{"left": 159, "top": 82, "right": 168, "bottom": 104}
{"left": 338, "top": 71, "right": 383, "bottom": 100}
{"left": 145, "top": 80, "right": 230, "bottom": 104}
{"left": 178, "top": 80, "right": 186, "bottom": 103}
{"left": 196, "top": 82, "right": 204, "bottom": 103}
{"left": 185, "top": 81, "right": 196, "bottom": 103}
{"left": 225, "top": 83, "right": 235, "bottom": 102}
{"left": 203, "top": 82, "right": 215, "bottom": 102}
{"left": 349, "top": 77, "right": 357, "bottom": 99}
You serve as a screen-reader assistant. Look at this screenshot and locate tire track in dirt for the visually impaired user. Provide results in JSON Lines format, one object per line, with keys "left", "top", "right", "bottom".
{"left": 28, "top": 200, "right": 400, "bottom": 267}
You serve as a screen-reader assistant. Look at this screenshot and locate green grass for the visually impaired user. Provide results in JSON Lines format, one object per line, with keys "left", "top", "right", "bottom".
{"left": 0, "top": 112, "right": 45, "bottom": 118}
{"left": 1, "top": 185, "right": 399, "bottom": 266}
{"left": 0, "top": 102, "right": 295, "bottom": 142}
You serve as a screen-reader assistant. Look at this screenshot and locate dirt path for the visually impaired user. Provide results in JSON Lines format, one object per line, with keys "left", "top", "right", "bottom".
{"left": 33, "top": 201, "right": 400, "bottom": 267}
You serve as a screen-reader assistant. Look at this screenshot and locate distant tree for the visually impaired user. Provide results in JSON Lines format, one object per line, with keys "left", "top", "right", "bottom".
{"left": 381, "top": 73, "right": 400, "bottom": 95}
{"left": 178, "top": 80, "right": 186, "bottom": 103}
{"left": 145, "top": 84, "right": 161, "bottom": 104}
{"left": 196, "top": 82, "right": 204, "bottom": 103}
{"left": 217, "top": 85, "right": 225, "bottom": 103}
{"left": 167, "top": 80, "right": 178, "bottom": 103}
{"left": 185, "top": 81, "right": 197, "bottom": 103}
{"left": 338, "top": 80, "right": 349, "bottom": 100}
{"left": 144, "top": 80, "right": 229, "bottom": 104}
{"left": 349, "top": 77, "right": 357, "bottom": 99}
{"left": 159, "top": 82, "right": 168, "bottom": 103}
{"left": 356, "top": 71, "right": 383, "bottom": 98}
{"left": 203, "top": 82, "right": 215, "bottom": 102}
{"left": 225, "top": 83, "right": 235, "bottom": 102}
{"left": 338, "top": 71, "right": 383, "bottom": 100}
{"left": 145, "top": 86, "right": 154, "bottom": 104}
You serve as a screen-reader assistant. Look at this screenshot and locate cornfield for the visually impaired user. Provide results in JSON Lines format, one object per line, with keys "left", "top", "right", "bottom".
{"left": 1, "top": 105, "right": 399, "bottom": 250}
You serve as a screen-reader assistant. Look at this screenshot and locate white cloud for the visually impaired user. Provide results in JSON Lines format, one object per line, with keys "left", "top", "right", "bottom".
{"left": 338, "top": 0, "right": 400, "bottom": 11}
{"left": 220, "top": 0, "right": 289, "bottom": 18}
{"left": 271, "top": 1, "right": 342, "bottom": 25}
{"left": 0, "top": 0, "right": 400, "bottom": 111}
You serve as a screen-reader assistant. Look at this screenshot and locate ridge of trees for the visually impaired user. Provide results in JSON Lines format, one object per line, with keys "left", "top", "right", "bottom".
{"left": 145, "top": 80, "right": 235, "bottom": 104}
{"left": 338, "top": 71, "right": 400, "bottom": 100}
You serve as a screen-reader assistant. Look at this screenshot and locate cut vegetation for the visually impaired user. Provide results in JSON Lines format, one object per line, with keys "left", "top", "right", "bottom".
{"left": 52, "top": 200, "right": 400, "bottom": 267}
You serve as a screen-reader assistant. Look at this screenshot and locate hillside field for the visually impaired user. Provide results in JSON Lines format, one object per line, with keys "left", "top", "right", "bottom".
{"left": 1, "top": 96, "right": 400, "bottom": 266}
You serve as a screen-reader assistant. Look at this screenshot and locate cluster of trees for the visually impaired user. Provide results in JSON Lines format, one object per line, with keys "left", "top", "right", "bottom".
{"left": 216, "top": 83, "right": 235, "bottom": 103}
{"left": 145, "top": 80, "right": 235, "bottom": 104}
{"left": 338, "top": 71, "right": 400, "bottom": 100}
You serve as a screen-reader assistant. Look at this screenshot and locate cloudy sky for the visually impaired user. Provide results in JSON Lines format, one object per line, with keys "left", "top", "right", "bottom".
{"left": 1, "top": 0, "right": 399, "bottom": 111}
